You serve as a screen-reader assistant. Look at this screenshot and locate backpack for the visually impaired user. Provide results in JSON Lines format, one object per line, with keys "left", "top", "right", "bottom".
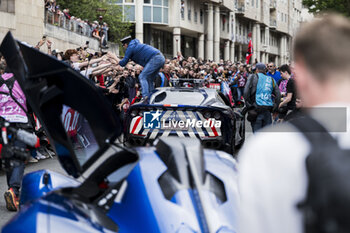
{"left": 255, "top": 73, "right": 275, "bottom": 106}
{"left": 246, "top": 74, "right": 276, "bottom": 107}
{"left": 289, "top": 115, "right": 350, "bottom": 233}
{"left": 0, "top": 74, "right": 28, "bottom": 116}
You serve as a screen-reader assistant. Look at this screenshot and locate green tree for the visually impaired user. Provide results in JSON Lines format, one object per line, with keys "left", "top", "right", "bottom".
{"left": 56, "top": 0, "right": 132, "bottom": 42}
{"left": 303, "top": 0, "right": 350, "bottom": 17}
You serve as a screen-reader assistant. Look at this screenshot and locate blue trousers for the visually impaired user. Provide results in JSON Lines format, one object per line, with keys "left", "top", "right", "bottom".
{"left": 251, "top": 110, "right": 272, "bottom": 133}
{"left": 139, "top": 54, "right": 165, "bottom": 97}
{"left": 6, "top": 140, "right": 26, "bottom": 196}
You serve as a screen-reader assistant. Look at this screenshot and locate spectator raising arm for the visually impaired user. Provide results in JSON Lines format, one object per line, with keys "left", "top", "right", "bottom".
{"left": 46, "top": 40, "right": 52, "bottom": 55}
{"left": 74, "top": 55, "right": 106, "bottom": 70}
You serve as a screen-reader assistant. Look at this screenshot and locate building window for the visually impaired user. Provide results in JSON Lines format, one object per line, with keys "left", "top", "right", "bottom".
{"left": 153, "top": 7, "right": 162, "bottom": 22}
{"left": 163, "top": 7, "right": 168, "bottom": 23}
{"left": 188, "top": 8, "right": 191, "bottom": 21}
{"left": 181, "top": 0, "right": 185, "bottom": 20}
{"left": 153, "top": 0, "right": 162, "bottom": 5}
{"left": 0, "top": 0, "right": 15, "bottom": 13}
{"left": 116, "top": 0, "right": 136, "bottom": 22}
{"left": 194, "top": 11, "right": 197, "bottom": 23}
{"left": 124, "top": 5, "right": 135, "bottom": 21}
{"left": 222, "top": 16, "right": 225, "bottom": 31}
{"left": 252, "top": 0, "right": 254, "bottom": 7}
{"left": 144, "top": 6, "right": 152, "bottom": 21}
{"left": 200, "top": 10, "right": 203, "bottom": 24}
{"left": 256, "top": 0, "right": 258, "bottom": 8}
{"left": 141, "top": 0, "right": 169, "bottom": 23}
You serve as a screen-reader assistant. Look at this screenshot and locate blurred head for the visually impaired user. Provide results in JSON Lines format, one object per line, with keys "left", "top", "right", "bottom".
{"left": 293, "top": 14, "right": 350, "bottom": 106}
{"left": 255, "top": 63, "right": 267, "bottom": 73}
{"left": 123, "top": 69, "right": 129, "bottom": 77}
{"left": 279, "top": 64, "right": 291, "bottom": 79}
{"left": 267, "top": 63, "right": 275, "bottom": 73}
{"left": 64, "top": 49, "right": 79, "bottom": 62}
{"left": 120, "top": 36, "right": 132, "bottom": 50}
{"left": 163, "top": 64, "right": 170, "bottom": 73}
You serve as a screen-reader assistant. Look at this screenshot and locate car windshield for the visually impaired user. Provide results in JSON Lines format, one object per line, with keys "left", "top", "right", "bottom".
{"left": 151, "top": 90, "right": 205, "bottom": 105}
{"left": 61, "top": 105, "right": 99, "bottom": 166}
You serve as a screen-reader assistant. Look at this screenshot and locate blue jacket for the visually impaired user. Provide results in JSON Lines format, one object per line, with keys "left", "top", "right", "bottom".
{"left": 119, "top": 39, "right": 160, "bottom": 67}
{"left": 267, "top": 70, "right": 282, "bottom": 83}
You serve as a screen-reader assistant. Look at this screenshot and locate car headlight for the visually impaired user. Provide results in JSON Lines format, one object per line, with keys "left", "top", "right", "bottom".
{"left": 203, "top": 111, "right": 211, "bottom": 119}
{"left": 213, "top": 111, "right": 221, "bottom": 120}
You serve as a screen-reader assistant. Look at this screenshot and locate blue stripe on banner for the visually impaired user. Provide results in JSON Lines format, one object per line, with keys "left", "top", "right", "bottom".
{"left": 203, "top": 128, "right": 209, "bottom": 137}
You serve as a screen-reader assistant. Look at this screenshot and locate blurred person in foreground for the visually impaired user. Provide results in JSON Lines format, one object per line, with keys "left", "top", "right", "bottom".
{"left": 118, "top": 36, "right": 165, "bottom": 99}
{"left": 238, "top": 14, "right": 350, "bottom": 233}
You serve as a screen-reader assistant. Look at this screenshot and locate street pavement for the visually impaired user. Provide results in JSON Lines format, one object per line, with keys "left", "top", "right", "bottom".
{"left": 0, "top": 157, "right": 65, "bottom": 229}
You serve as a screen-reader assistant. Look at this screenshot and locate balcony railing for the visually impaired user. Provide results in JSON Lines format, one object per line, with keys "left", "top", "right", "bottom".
{"left": 270, "top": 19, "right": 277, "bottom": 28}
{"left": 270, "top": 0, "right": 276, "bottom": 9}
{"left": 235, "top": 34, "right": 250, "bottom": 44}
{"left": 235, "top": 2, "right": 245, "bottom": 14}
{"left": 45, "top": 11, "right": 92, "bottom": 37}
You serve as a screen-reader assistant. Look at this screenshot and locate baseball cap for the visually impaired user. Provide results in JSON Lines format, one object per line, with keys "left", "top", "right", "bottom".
{"left": 120, "top": 36, "right": 132, "bottom": 45}
{"left": 255, "top": 63, "right": 266, "bottom": 71}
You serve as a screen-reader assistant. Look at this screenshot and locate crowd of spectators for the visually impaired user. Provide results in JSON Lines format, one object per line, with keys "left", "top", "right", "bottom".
{"left": 0, "top": 32, "right": 297, "bottom": 162}
{"left": 45, "top": 0, "right": 109, "bottom": 48}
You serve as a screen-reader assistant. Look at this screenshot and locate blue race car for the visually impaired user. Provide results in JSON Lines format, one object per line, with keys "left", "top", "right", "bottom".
{"left": 125, "top": 84, "right": 245, "bottom": 154}
{"left": 1, "top": 32, "right": 240, "bottom": 233}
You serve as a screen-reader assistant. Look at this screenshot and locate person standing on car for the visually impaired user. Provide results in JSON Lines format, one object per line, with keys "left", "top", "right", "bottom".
{"left": 244, "top": 63, "right": 281, "bottom": 132}
{"left": 118, "top": 36, "right": 165, "bottom": 99}
{"left": 238, "top": 14, "right": 350, "bottom": 233}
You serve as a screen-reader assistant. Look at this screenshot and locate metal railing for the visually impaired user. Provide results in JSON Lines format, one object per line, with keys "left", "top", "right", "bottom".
{"left": 270, "top": 19, "right": 277, "bottom": 28}
{"left": 45, "top": 11, "right": 93, "bottom": 37}
{"left": 236, "top": 4, "right": 245, "bottom": 14}
{"left": 270, "top": 0, "right": 276, "bottom": 9}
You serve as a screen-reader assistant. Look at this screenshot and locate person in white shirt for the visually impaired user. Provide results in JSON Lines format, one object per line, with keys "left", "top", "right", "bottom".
{"left": 238, "top": 14, "right": 350, "bottom": 233}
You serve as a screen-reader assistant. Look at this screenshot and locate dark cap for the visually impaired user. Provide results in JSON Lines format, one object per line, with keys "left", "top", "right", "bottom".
{"left": 120, "top": 36, "right": 132, "bottom": 45}
{"left": 256, "top": 63, "right": 266, "bottom": 71}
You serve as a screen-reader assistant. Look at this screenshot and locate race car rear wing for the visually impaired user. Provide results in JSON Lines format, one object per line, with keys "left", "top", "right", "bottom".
{"left": 170, "top": 78, "right": 205, "bottom": 88}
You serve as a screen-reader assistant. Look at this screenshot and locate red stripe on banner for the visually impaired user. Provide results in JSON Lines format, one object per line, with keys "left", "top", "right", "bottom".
{"left": 210, "top": 119, "right": 219, "bottom": 137}
{"left": 131, "top": 117, "right": 142, "bottom": 134}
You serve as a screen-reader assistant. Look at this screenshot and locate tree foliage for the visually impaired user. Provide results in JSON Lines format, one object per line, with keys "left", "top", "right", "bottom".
{"left": 303, "top": 0, "right": 350, "bottom": 17}
{"left": 56, "top": 0, "right": 132, "bottom": 42}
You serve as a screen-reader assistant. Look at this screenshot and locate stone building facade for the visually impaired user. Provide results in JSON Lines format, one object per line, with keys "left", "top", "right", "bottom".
{"left": 117, "top": 0, "right": 312, "bottom": 65}
{"left": 0, "top": 0, "right": 44, "bottom": 46}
